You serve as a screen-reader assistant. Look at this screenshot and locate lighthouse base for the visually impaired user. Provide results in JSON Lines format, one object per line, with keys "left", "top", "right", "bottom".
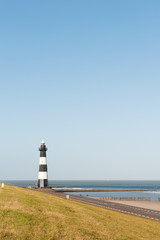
{"left": 38, "top": 179, "right": 48, "bottom": 188}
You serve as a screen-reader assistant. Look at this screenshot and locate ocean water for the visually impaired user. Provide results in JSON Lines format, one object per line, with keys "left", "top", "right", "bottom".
{"left": 2, "top": 180, "right": 160, "bottom": 200}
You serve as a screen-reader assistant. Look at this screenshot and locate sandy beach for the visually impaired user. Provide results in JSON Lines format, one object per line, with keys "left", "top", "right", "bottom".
{"left": 108, "top": 200, "right": 160, "bottom": 211}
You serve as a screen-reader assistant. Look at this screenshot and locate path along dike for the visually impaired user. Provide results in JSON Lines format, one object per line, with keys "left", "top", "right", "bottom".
{"left": 29, "top": 188, "right": 160, "bottom": 223}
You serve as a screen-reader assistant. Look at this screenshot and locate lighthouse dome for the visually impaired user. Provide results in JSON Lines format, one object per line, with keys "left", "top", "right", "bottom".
{"left": 41, "top": 140, "right": 45, "bottom": 144}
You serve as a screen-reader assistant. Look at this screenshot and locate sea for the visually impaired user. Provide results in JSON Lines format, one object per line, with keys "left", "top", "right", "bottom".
{"left": 2, "top": 180, "right": 160, "bottom": 201}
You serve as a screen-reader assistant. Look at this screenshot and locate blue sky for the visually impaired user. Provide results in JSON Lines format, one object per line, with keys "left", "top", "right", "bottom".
{"left": 0, "top": 0, "right": 160, "bottom": 180}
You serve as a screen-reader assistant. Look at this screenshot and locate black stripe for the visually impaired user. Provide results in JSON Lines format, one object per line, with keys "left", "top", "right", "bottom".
{"left": 39, "top": 164, "right": 47, "bottom": 171}
{"left": 40, "top": 151, "right": 46, "bottom": 157}
{"left": 38, "top": 179, "right": 48, "bottom": 188}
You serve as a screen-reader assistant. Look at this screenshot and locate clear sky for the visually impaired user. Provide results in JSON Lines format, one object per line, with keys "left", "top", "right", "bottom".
{"left": 0, "top": 0, "right": 160, "bottom": 180}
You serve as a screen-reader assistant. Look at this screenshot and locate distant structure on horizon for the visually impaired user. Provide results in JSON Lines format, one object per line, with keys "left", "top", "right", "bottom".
{"left": 38, "top": 140, "right": 48, "bottom": 188}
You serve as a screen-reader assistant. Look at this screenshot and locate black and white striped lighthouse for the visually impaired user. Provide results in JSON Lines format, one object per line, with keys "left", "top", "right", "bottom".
{"left": 38, "top": 140, "right": 48, "bottom": 188}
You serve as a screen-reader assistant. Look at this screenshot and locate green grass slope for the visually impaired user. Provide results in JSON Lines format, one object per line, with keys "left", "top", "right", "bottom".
{"left": 0, "top": 184, "right": 160, "bottom": 240}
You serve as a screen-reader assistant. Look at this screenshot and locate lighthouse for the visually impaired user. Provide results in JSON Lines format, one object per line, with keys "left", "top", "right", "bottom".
{"left": 38, "top": 140, "right": 48, "bottom": 188}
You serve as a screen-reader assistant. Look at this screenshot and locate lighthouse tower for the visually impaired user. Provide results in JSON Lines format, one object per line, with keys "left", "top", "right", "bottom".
{"left": 38, "top": 140, "right": 48, "bottom": 188}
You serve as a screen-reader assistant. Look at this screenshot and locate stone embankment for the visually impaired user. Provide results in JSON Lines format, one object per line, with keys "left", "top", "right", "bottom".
{"left": 53, "top": 188, "right": 154, "bottom": 192}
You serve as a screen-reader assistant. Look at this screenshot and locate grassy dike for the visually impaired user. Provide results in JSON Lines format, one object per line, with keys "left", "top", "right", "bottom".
{"left": 0, "top": 185, "right": 160, "bottom": 240}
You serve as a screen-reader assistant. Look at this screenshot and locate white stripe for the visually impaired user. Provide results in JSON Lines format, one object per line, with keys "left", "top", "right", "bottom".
{"left": 38, "top": 172, "right": 47, "bottom": 179}
{"left": 39, "top": 157, "right": 47, "bottom": 165}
